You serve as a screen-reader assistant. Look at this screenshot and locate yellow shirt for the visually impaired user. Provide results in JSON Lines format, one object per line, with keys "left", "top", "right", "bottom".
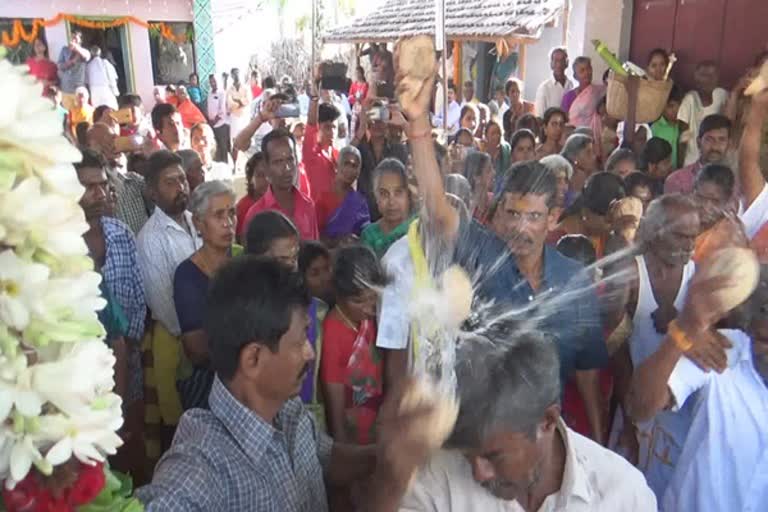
{"left": 69, "top": 104, "right": 94, "bottom": 136}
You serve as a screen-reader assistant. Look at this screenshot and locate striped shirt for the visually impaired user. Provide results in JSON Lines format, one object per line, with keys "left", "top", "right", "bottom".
{"left": 136, "top": 376, "right": 332, "bottom": 511}
{"left": 107, "top": 167, "right": 151, "bottom": 235}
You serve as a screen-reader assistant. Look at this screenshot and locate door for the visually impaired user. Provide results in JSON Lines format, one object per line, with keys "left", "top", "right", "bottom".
{"left": 630, "top": 0, "right": 768, "bottom": 91}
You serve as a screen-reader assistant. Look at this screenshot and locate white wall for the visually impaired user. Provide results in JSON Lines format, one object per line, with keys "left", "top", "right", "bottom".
{"left": 522, "top": 24, "right": 564, "bottom": 101}
{"left": 0, "top": 0, "right": 194, "bottom": 107}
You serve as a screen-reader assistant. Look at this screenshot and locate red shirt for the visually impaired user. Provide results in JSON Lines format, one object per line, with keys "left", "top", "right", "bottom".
{"left": 302, "top": 123, "right": 338, "bottom": 202}
{"left": 235, "top": 194, "right": 258, "bottom": 237}
{"left": 242, "top": 186, "right": 319, "bottom": 240}
{"left": 251, "top": 84, "right": 263, "bottom": 100}
{"left": 26, "top": 57, "right": 58, "bottom": 86}
{"left": 348, "top": 81, "right": 369, "bottom": 106}
{"left": 320, "top": 313, "right": 382, "bottom": 444}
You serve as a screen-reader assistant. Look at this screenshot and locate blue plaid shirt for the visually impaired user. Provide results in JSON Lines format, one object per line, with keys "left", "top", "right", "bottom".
{"left": 136, "top": 376, "right": 333, "bottom": 511}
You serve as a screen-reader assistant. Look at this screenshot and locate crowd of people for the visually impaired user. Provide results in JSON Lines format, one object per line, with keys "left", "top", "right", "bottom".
{"left": 27, "top": 31, "right": 768, "bottom": 511}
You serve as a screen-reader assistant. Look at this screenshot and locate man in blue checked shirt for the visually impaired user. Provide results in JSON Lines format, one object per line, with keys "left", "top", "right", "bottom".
{"left": 136, "top": 257, "right": 436, "bottom": 511}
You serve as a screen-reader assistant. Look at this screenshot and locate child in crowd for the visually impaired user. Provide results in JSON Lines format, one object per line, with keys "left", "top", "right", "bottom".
{"left": 320, "top": 245, "right": 389, "bottom": 445}
{"left": 187, "top": 73, "right": 203, "bottom": 110}
{"left": 235, "top": 152, "right": 268, "bottom": 240}
{"left": 361, "top": 158, "right": 416, "bottom": 258}
{"left": 639, "top": 137, "right": 674, "bottom": 196}
{"left": 244, "top": 210, "right": 300, "bottom": 270}
{"left": 651, "top": 85, "right": 684, "bottom": 169}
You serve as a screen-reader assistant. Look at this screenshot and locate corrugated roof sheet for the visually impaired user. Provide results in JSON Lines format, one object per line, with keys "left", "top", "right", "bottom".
{"left": 324, "top": 0, "right": 565, "bottom": 43}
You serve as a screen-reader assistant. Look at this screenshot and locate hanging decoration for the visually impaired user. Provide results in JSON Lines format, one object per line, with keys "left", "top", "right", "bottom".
{"left": 1, "top": 13, "right": 190, "bottom": 48}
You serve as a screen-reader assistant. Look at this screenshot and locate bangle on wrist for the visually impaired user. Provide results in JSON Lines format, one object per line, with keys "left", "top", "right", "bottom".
{"left": 667, "top": 319, "right": 694, "bottom": 352}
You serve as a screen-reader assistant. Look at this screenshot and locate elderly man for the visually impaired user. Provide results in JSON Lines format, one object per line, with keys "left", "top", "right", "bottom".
{"left": 665, "top": 114, "right": 732, "bottom": 195}
{"left": 85, "top": 46, "right": 119, "bottom": 109}
{"left": 57, "top": 30, "right": 91, "bottom": 109}
{"left": 390, "top": 334, "right": 656, "bottom": 511}
{"left": 605, "top": 194, "right": 699, "bottom": 501}
{"left": 86, "top": 122, "right": 150, "bottom": 234}
{"left": 535, "top": 47, "right": 573, "bottom": 117}
{"left": 560, "top": 134, "right": 597, "bottom": 194}
{"left": 626, "top": 247, "right": 767, "bottom": 511}
{"left": 137, "top": 150, "right": 202, "bottom": 451}
{"left": 539, "top": 154, "right": 574, "bottom": 214}
{"left": 177, "top": 149, "right": 205, "bottom": 192}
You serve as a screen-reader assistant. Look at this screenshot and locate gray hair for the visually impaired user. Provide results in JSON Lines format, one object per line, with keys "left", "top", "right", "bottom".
{"left": 636, "top": 194, "right": 697, "bottom": 248}
{"left": 539, "top": 154, "right": 573, "bottom": 181}
{"left": 188, "top": 180, "right": 235, "bottom": 219}
{"left": 177, "top": 149, "right": 201, "bottom": 172}
{"left": 448, "top": 331, "right": 561, "bottom": 448}
{"left": 572, "top": 56, "right": 591, "bottom": 72}
{"left": 338, "top": 145, "right": 361, "bottom": 166}
{"left": 444, "top": 174, "right": 472, "bottom": 210}
{"left": 561, "top": 134, "right": 593, "bottom": 164}
{"left": 606, "top": 148, "right": 637, "bottom": 172}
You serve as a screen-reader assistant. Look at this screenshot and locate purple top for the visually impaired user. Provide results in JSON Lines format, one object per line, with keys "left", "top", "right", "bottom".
{"left": 561, "top": 88, "right": 579, "bottom": 114}
{"left": 300, "top": 298, "right": 328, "bottom": 403}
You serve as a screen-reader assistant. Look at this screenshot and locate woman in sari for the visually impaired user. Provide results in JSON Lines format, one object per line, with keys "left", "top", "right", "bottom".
{"left": 463, "top": 151, "right": 495, "bottom": 224}
{"left": 561, "top": 57, "right": 606, "bottom": 158}
{"left": 483, "top": 120, "right": 510, "bottom": 183}
{"left": 495, "top": 129, "right": 536, "bottom": 192}
{"left": 315, "top": 145, "right": 371, "bottom": 245}
{"left": 503, "top": 78, "right": 534, "bottom": 131}
{"left": 173, "top": 181, "right": 241, "bottom": 411}
{"left": 536, "top": 107, "right": 568, "bottom": 158}
{"left": 361, "top": 158, "right": 416, "bottom": 258}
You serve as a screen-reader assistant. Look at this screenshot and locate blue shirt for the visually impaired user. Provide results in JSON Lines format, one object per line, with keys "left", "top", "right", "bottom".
{"left": 477, "top": 243, "right": 608, "bottom": 384}
{"left": 137, "top": 376, "right": 332, "bottom": 511}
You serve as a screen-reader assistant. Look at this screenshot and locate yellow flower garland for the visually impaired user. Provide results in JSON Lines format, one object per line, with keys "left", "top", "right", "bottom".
{"left": 1, "top": 13, "right": 189, "bottom": 48}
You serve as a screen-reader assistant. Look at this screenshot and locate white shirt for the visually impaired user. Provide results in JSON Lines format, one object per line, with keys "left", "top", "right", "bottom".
{"left": 206, "top": 89, "right": 228, "bottom": 128}
{"left": 400, "top": 421, "right": 657, "bottom": 511}
{"left": 206, "top": 161, "right": 232, "bottom": 182}
{"left": 664, "top": 329, "right": 768, "bottom": 512}
{"left": 740, "top": 183, "right": 768, "bottom": 239}
{"left": 136, "top": 208, "right": 202, "bottom": 335}
{"left": 377, "top": 236, "right": 413, "bottom": 352}
{"left": 226, "top": 83, "right": 251, "bottom": 120}
{"left": 677, "top": 88, "right": 729, "bottom": 166}
{"left": 435, "top": 101, "right": 462, "bottom": 134}
{"left": 535, "top": 76, "right": 574, "bottom": 116}
{"left": 86, "top": 56, "right": 117, "bottom": 89}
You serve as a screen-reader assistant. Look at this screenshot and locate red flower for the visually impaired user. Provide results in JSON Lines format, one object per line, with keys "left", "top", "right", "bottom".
{"left": 68, "top": 462, "right": 105, "bottom": 506}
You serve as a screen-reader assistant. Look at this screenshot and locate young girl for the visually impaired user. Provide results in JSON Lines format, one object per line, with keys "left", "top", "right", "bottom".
{"left": 360, "top": 158, "right": 416, "bottom": 258}
{"left": 321, "top": 245, "right": 390, "bottom": 444}
{"left": 245, "top": 210, "right": 300, "bottom": 270}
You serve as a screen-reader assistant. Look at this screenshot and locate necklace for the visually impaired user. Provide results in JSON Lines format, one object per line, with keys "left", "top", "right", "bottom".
{"left": 335, "top": 306, "right": 359, "bottom": 332}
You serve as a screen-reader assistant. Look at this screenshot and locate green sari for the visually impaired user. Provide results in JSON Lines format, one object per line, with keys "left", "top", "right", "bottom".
{"left": 361, "top": 215, "right": 416, "bottom": 258}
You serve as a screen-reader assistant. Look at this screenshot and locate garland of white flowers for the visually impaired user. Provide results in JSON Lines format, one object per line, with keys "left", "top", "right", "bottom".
{"left": 0, "top": 48, "right": 123, "bottom": 489}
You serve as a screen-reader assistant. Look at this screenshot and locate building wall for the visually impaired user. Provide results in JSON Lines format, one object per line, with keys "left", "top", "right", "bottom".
{"left": 0, "top": 0, "right": 194, "bottom": 107}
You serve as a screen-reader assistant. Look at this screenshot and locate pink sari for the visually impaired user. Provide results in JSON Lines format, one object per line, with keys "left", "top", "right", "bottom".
{"left": 568, "top": 84, "right": 607, "bottom": 159}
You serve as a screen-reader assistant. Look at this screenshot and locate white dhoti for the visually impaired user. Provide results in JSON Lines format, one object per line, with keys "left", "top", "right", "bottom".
{"left": 90, "top": 85, "right": 118, "bottom": 110}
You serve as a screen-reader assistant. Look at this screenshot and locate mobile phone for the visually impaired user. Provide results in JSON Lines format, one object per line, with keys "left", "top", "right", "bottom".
{"left": 366, "top": 106, "right": 390, "bottom": 122}
{"left": 320, "top": 61, "right": 349, "bottom": 92}
{"left": 376, "top": 82, "right": 395, "bottom": 99}
{"left": 111, "top": 107, "right": 135, "bottom": 125}
{"left": 114, "top": 135, "right": 144, "bottom": 153}
{"left": 275, "top": 103, "right": 301, "bottom": 119}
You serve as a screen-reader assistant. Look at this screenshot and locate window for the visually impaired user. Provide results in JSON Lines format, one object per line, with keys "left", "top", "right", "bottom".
{"left": 0, "top": 18, "right": 47, "bottom": 65}
{"left": 148, "top": 22, "right": 196, "bottom": 85}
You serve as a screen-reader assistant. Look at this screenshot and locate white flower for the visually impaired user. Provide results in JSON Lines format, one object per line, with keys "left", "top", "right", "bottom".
{"left": 30, "top": 341, "right": 116, "bottom": 414}
{"left": 0, "top": 353, "right": 43, "bottom": 423}
{"left": 0, "top": 250, "right": 50, "bottom": 331}
{"left": 42, "top": 399, "right": 124, "bottom": 467}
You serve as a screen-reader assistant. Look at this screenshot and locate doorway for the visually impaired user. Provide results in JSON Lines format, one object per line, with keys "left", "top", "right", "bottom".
{"left": 75, "top": 23, "right": 133, "bottom": 95}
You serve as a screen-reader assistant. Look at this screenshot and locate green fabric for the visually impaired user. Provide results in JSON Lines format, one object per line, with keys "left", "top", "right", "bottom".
{"left": 98, "top": 282, "right": 128, "bottom": 345}
{"left": 231, "top": 243, "right": 244, "bottom": 257}
{"left": 361, "top": 215, "right": 416, "bottom": 258}
{"left": 77, "top": 466, "right": 144, "bottom": 511}
{"left": 651, "top": 116, "right": 680, "bottom": 169}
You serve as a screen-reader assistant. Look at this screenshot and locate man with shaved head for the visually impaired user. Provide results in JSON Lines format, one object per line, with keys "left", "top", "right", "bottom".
{"left": 86, "top": 122, "right": 151, "bottom": 233}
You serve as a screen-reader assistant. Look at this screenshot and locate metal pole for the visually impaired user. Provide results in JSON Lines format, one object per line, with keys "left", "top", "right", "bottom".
{"left": 311, "top": 0, "right": 317, "bottom": 80}
{"left": 437, "top": 0, "right": 448, "bottom": 137}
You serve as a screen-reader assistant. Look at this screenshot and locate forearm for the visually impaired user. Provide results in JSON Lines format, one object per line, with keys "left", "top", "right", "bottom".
{"left": 232, "top": 115, "right": 264, "bottom": 153}
{"left": 575, "top": 369, "right": 606, "bottom": 445}
{"left": 383, "top": 348, "right": 408, "bottom": 397}
{"left": 625, "top": 336, "right": 681, "bottom": 422}
{"left": 739, "top": 103, "right": 766, "bottom": 206}
{"left": 368, "top": 471, "right": 409, "bottom": 512}
{"left": 180, "top": 330, "right": 210, "bottom": 366}
{"left": 327, "top": 442, "right": 377, "bottom": 486}
{"left": 408, "top": 115, "right": 457, "bottom": 236}
{"left": 307, "top": 97, "right": 319, "bottom": 126}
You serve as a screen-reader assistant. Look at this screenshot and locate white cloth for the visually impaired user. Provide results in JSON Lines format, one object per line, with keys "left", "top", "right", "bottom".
{"left": 488, "top": 99, "right": 509, "bottom": 123}
{"left": 376, "top": 237, "right": 413, "bottom": 352}
{"left": 629, "top": 255, "right": 696, "bottom": 500}
{"left": 227, "top": 83, "right": 252, "bottom": 141}
{"left": 534, "top": 76, "right": 574, "bottom": 116}
{"left": 206, "top": 90, "right": 228, "bottom": 128}
{"left": 86, "top": 57, "right": 118, "bottom": 109}
{"left": 206, "top": 161, "right": 232, "bottom": 182}
{"left": 677, "top": 88, "right": 729, "bottom": 166}
{"left": 400, "top": 420, "right": 657, "bottom": 511}
{"left": 663, "top": 329, "right": 768, "bottom": 512}
{"left": 740, "top": 183, "right": 768, "bottom": 239}
{"left": 434, "top": 101, "right": 461, "bottom": 134}
{"left": 136, "top": 208, "right": 201, "bottom": 336}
